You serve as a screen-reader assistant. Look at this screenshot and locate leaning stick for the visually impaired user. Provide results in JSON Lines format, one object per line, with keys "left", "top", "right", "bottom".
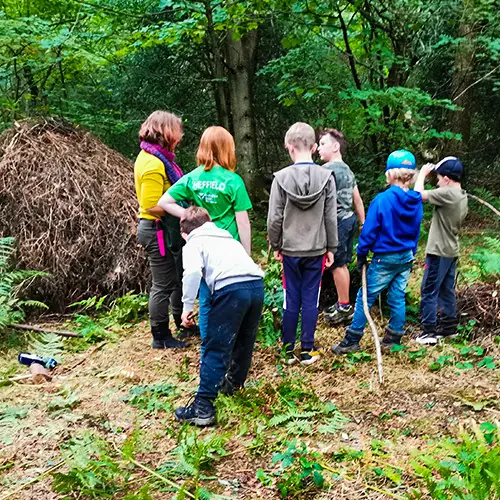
{"left": 0, "top": 461, "right": 64, "bottom": 500}
{"left": 467, "top": 194, "right": 500, "bottom": 218}
{"left": 362, "top": 265, "right": 383, "bottom": 384}
{"left": 10, "top": 323, "right": 80, "bottom": 338}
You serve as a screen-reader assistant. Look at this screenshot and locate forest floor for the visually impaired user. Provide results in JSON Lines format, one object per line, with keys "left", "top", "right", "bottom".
{"left": 0, "top": 223, "right": 499, "bottom": 500}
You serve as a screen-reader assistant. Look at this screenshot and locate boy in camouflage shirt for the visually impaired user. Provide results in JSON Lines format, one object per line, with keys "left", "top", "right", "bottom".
{"left": 318, "top": 129, "right": 365, "bottom": 323}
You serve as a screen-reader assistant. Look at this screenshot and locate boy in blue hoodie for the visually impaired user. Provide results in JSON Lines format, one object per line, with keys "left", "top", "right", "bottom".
{"left": 332, "top": 150, "right": 423, "bottom": 353}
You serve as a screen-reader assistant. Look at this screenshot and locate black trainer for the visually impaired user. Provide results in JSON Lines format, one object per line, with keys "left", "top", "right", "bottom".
{"left": 438, "top": 317, "right": 459, "bottom": 339}
{"left": 151, "top": 323, "right": 189, "bottom": 349}
{"left": 174, "top": 396, "right": 216, "bottom": 426}
{"left": 331, "top": 337, "right": 360, "bottom": 354}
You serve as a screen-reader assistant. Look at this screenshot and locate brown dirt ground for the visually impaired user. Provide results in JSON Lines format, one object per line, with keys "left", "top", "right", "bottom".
{"left": 1, "top": 314, "right": 499, "bottom": 499}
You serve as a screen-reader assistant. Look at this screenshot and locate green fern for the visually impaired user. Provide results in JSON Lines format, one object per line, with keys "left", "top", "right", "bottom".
{"left": 285, "top": 419, "right": 313, "bottom": 435}
{"left": 269, "top": 410, "right": 319, "bottom": 427}
{"left": 472, "top": 237, "right": 500, "bottom": 278}
{"left": 29, "top": 333, "right": 64, "bottom": 359}
{"left": 0, "top": 237, "right": 48, "bottom": 330}
{"left": 317, "top": 412, "right": 350, "bottom": 434}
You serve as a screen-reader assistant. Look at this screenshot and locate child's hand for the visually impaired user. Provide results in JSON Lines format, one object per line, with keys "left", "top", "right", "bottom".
{"left": 325, "top": 251, "right": 334, "bottom": 268}
{"left": 181, "top": 311, "right": 195, "bottom": 328}
{"left": 274, "top": 251, "right": 283, "bottom": 262}
{"left": 421, "top": 163, "right": 435, "bottom": 176}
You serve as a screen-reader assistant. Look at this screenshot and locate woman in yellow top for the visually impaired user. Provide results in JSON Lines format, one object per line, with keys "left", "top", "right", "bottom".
{"left": 134, "top": 110, "right": 193, "bottom": 349}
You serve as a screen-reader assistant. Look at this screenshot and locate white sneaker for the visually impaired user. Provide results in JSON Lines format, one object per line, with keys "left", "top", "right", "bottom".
{"left": 415, "top": 333, "right": 439, "bottom": 346}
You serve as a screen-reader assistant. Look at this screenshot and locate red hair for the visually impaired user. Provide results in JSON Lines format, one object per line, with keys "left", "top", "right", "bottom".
{"left": 138, "top": 110, "right": 183, "bottom": 151}
{"left": 196, "top": 126, "right": 236, "bottom": 172}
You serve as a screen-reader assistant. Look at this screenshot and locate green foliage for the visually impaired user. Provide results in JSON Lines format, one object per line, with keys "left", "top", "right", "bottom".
{"left": 428, "top": 343, "right": 497, "bottom": 372}
{"left": 70, "top": 295, "right": 108, "bottom": 312}
{"left": 271, "top": 441, "right": 326, "bottom": 498}
{"left": 0, "top": 237, "right": 47, "bottom": 330}
{"left": 0, "top": 406, "right": 30, "bottom": 445}
{"left": 109, "top": 293, "right": 149, "bottom": 325}
{"left": 71, "top": 314, "right": 115, "bottom": 345}
{"left": 411, "top": 422, "right": 500, "bottom": 499}
{"left": 123, "top": 382, "right": 180, "bottom": 415}
{"left": 47, "top": 388, "right": 81, "bottom": 412}
{"left": 257, "top": 257, "right": 284, "bottom": 346}
{"left": 29, "top": 332, "right": 65, "bottom": 359}
{"left": 154, "top": 428, "right": 229, "bottom": 498}
{"left": 471, "top": 237, "right": 500, "bottom": 279}
{"left": 70, "top": 292, "right": 148, "bottom": 326}
{"left": 52, "top": 432, "right": 124, "bottom": 497}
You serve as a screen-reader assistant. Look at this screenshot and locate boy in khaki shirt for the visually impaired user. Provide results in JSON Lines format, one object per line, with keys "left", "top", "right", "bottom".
{"left": 414, "top": 157, "right": 468, "bottom": 345}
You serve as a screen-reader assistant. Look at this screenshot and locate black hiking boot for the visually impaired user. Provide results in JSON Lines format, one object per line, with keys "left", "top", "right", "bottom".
{"left": 151, "top": 323, "right": 189, "bottom": 349}
{"left": 332, "top": 328, "right": 362, "bottom": 354}
{"left": 174, "top": 396, "right": 216, "bottom": 426}
{"left": 381, "top": 327, "right": 403, "bottom": 352}
{"left": 331, "top": 338, "right": 360, "bottom": 354}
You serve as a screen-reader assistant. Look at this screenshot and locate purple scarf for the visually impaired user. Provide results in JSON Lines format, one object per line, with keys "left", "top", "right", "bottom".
{"left": 140, "top": 141, "right": 184, "bottom": 184}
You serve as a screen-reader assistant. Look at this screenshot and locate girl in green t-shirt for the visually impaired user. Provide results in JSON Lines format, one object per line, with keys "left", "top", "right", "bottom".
{"left": 158, "top": 126, "right": 253, "bottom": 355}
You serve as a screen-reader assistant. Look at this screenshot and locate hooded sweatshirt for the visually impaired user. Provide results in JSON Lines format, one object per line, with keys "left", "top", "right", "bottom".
{"left": 357, "top": 185, "right": 423, "bottom": 257}
{"left": 182, "top": 222, "right": 264, "bottom": 313}
{"left": 267, "top": 162, "right": 338, "bottom": 257}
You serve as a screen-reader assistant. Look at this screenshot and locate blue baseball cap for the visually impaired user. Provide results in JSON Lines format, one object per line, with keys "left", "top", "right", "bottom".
{"left": 385, "top": 150, "right": 416, "bottom": 171}
{"left": 435, "top": 156, "right": 463, "bottom": 181}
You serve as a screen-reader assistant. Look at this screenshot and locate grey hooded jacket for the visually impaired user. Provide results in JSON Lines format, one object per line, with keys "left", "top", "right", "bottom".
{"left": 267, "top": 162, "right": 338, "bottom": 257}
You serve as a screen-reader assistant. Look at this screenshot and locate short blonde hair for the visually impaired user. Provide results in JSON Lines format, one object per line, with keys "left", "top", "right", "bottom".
{"left": 386, "top": 168, "right": 418, "bottom": 186}
{"left": 284, "top": 122, "right": 316, "bottom": 151}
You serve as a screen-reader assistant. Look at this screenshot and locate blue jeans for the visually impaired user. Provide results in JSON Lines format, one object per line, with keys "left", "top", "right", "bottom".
{"left": 282, "top": 255, "right": 325, "bottom": 351}
{"left": 420, "top": 254, "right": 457, "bottom": 326}
{"left": 347, "top": 250, "right": 414, "bottom": 342}
{"left": 197, "top": 279, "right": 264, "bottom": 401}
{"left": 198, "top": 279, "right": 211, "bottom": 358}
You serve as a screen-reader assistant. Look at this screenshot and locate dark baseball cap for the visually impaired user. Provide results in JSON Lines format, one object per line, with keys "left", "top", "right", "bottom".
{"left": 435, "top": 157, "right": 463, "bottom": 181}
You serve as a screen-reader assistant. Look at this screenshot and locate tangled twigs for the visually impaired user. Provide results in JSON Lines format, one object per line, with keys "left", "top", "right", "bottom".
{"left": 456, "top": 282, "right": 500, "bottom": 336}
{"left": 0, "top": 119, "right": 148, "bottom": 310}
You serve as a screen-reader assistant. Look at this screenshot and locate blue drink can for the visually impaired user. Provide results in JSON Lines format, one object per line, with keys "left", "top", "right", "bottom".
{"left": 18, "top": 353, "right": 58, "bottom": 370}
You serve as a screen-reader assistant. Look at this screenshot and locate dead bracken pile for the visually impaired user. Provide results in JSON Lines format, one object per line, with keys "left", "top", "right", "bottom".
{"left": 457, "top": 282, "right": 500, "bottom": 337}
{"left": 0, "top": 119, "right": 148, "bottom": 310}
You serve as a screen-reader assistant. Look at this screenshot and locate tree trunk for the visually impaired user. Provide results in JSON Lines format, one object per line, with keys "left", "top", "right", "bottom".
{"left": 450, "top": 22, "right": 475, "bottom": 155}
{"left": 225, "top": 29, "right": 259, "bottom": 194}
{"left": 204, "top": 0, "right": 230, "bottom": 130}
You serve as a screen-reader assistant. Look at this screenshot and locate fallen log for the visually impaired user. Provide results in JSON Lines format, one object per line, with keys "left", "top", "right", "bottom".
{"left": 10, "top": 323, "right": 80, "bottom": 338}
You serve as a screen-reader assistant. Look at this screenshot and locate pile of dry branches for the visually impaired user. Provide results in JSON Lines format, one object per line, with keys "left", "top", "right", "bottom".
{"left": 456, "top": 282, "right": 500, "bottom": 337}
{"left": 0, "top": 119, "right": 148, "bottom": 310}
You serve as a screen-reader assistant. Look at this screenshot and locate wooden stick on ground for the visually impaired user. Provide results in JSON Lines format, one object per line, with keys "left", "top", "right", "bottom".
{"left": 10, "top": 323, "right": 80, "bottom": 338}
{"left": 362, "top": 265, "right": 384, "bottom": 384}
{"left": 0, "top": 461, "right": 64, "bottom": 500}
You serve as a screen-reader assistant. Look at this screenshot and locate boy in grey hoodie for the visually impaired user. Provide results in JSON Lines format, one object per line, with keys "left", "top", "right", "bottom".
{"left": 175, "top": 207, "right": 264, "bottom": 426}
{"left": 267, "top": 122, "right": 338, "bottom": 366}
